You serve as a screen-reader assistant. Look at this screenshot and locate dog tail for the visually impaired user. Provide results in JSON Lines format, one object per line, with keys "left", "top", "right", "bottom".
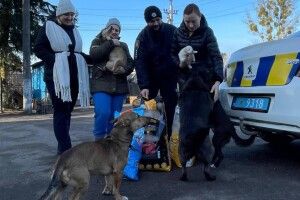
{"left": 232, "top": 130, "right": 256, "bottom": 147}
{"left": 38, "top": 166, "right": 65, "bottom": 200}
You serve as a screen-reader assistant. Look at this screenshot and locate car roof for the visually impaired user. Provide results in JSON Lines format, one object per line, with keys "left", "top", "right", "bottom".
{"left": 286, "top": 31, "right": 300, "bottom": 39}
{"left": 228, "top": 31, "right": 300, "bottom": 63}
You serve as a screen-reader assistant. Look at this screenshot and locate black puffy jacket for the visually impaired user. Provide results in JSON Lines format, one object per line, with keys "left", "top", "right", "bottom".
{"left": 171, "top": 15, "right": 223, "bottom": 91}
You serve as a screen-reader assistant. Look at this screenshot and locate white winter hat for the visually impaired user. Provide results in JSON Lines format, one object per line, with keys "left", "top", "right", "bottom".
{"left": 56, "top": 0, "right": 76, "bottom": 17}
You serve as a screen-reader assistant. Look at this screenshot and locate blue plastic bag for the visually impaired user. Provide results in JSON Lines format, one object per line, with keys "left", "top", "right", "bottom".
{"left": 123, "top": 127, "right": 145, "bottom": 181}
{"left": 114, "top": 107, "right": 146, "bottom": 181}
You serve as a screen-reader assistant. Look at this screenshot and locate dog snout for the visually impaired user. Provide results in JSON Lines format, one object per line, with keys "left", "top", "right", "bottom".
{"left": 130, "top": 116, "right": 153, "bottom": 131}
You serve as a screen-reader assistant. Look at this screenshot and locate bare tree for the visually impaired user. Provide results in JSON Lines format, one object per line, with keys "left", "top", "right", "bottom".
{"left": 246, "top": 0, "right": 299, "bottom": 41}
{"left": 0, "top": 0, "right": 54, "bottom": 111}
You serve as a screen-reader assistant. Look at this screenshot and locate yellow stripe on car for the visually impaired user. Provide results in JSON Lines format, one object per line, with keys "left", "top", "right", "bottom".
{"left": 266, "top": 53, "right": 298, "bottom": 86}
{"left": 240, "top": 77, "right": 252, "bottom": 87}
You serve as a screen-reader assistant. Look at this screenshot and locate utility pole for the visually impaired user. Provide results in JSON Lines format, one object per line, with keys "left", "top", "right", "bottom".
{"left": 0, "top": 0, "right": 3, "bottom": 113}
{"left": 0, "top": 76, "right": 2, "bottom": 113}
{"left": 163, "top": 0, "right": 177, "bottom": 25}
{"left": 22, "top": 0, "right": 32, "bottom": 114}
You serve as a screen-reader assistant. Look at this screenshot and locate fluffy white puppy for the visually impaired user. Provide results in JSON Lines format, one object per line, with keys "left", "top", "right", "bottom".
{"left": 178, "top": 45, "right": 197, "bottom": 69}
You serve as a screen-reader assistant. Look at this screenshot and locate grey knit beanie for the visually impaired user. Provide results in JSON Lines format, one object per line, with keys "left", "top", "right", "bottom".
{"left": 106, "top": 18, "right": 121, "bottom": 31}
{"left": 56, "top": 0, "right": 76, "bottom": 17}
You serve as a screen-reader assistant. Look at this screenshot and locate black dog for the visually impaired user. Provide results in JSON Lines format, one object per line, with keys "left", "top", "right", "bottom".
{"left": 178, "top": 75, "right": 216, "bottom": 181}
{"left": 210, "top": 100, "right": 256, "bottom": 168}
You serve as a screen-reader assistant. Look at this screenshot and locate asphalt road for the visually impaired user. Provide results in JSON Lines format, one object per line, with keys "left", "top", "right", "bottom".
{"left": 1, "top": 108, "right": 300, "bottom": 200}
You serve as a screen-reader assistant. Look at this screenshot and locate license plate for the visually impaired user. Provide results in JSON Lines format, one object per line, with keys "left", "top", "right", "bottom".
{"left": 231, "top": 96, "right": 270, "bottom": 112}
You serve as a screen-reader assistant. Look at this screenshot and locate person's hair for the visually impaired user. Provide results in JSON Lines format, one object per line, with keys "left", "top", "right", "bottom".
{"left": 183, "top": 3, "right": 201, "bottom": 17}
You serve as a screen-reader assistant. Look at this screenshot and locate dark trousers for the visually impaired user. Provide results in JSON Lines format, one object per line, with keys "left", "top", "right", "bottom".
{"left": 149, "top": 80, "right": 177, "bottom": 139}
{"left": 46, "top": 80, "right": 78, "bottom": 154}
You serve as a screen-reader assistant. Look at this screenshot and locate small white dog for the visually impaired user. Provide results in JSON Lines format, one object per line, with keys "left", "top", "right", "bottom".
{"left": 178, "top": 46, "right": 197, "bottom": 69}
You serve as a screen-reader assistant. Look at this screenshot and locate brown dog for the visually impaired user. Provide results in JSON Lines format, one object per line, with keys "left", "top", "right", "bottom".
{"left": 102, "top": 27, "right": 127, "bottom": 74}
{"left": 106, "top": 46, "right": 127, "bottom": 74}
{"left": 39, "top": 112, "right": 151, "bottom": 200}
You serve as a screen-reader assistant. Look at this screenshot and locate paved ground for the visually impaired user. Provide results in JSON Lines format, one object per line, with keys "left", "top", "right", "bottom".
{"left": 1, "top": 108, "right": 300, "bottom": 200}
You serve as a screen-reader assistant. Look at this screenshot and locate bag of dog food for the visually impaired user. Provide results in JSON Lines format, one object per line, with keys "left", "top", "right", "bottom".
{"left": 115, "top": 108, "right": 145, "bottom": 181}
{"left": 138, "top": 106, "right": 172, "bottom": 172}
{"left": 139, "top": 136, "right": 171, "bottom": 171}
{"left": 123, "top": 127, "right": 145, "bottom": 181}
{"left": 121, "top": 98, "right": 172, "bottom": 172}
{"left": 169, "top": 106, "right": 195, "bottom": 168}
{"left": 169, "top": 106, "right": 182, "bottom": 167}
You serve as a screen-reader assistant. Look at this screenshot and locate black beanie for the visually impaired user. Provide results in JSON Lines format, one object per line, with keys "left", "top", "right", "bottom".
{"left": 144, "top": 6, "right": 162, "bottom": 23}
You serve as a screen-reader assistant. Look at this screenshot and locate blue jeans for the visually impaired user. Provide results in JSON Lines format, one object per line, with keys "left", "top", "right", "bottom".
{"left": 93, "top": 92, "right": 125, "bottom": 139}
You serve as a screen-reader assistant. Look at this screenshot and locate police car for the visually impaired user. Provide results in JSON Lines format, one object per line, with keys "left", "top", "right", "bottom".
{"left": 219, "top": 31, "right": 300, "bottom": 143}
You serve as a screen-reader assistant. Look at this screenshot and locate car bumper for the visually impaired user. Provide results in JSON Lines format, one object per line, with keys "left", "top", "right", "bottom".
{"left": 219, "top": 77, "right": 300, "bottom": 136}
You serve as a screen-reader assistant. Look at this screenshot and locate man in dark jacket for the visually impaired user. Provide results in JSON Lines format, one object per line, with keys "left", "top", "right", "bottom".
{"left": 134, "top": 5, "right": 178, "bottom": 139}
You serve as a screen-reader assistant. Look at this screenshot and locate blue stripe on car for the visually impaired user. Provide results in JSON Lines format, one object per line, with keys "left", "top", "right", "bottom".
{"left": 231, "top": 61, "right": 243, "bottom": 87}
{"left": 252, "top": 55, "right": 275, "bottom": 86}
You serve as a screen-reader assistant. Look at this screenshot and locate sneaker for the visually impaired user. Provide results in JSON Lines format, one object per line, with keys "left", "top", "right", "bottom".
{"left": 185, "top": 157, "right": 195, "bottom": 167}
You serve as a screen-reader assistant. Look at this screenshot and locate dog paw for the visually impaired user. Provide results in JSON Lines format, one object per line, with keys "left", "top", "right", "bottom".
{"left": 121, "top": 196, "right": 128, "bottom": 200}
{"left": 180, "top": 173, "right": 188, "bottom": 181}
{"left": 204, "top": 166, "right": 216, "bottom": 181}
{"left": 102, "top": 187, "right": 113, "bottom": 195}
{"left": 204, "top": 171, "right": 216, "bottom": 181}
{"left": 210, "top": 163, "right": 217, "bottom": 168}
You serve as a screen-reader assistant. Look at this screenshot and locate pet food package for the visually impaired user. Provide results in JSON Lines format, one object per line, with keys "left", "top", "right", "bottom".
{"left": 170, "top": 105, "right": 182, "bottom": 167}
{"left": 138, "top": 103, "right": 172, "bottom": 172}
{"left": 139, "top": 135, "right": 171, "bottom": 172}
{"left": 115, "top": 109, "right": 145, "bottom": 181}
{"left": 169, "top": 106, "right": 195, "bottom": 168}
{"left": 123, "top": 127, "right": 145, "bottom": 181}
{"left": 144, "top": 99, "right": 157, "bottom": 110}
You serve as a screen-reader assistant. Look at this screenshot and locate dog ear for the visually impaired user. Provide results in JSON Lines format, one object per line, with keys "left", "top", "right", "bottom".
{"left": 123, "top": 119, "right": 131, "bottom": 126}
{"left": 113, "top": 118, "right": 132, "bottom": 127}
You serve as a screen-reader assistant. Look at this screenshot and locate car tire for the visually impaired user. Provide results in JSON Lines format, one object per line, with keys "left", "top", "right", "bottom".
{"left": 259, "top": 132, "right": 294, "bottom": 144}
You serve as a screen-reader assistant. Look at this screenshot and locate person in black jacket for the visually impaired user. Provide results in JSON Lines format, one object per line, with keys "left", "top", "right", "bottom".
{"left": 33, "top": 0, "right": 91, "bottom": 155}
{"left": 171, "top": 3, "right": 224, "bottom": 181}
{"left": 134, "top": 6, "right": 178, "bottom": 139}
